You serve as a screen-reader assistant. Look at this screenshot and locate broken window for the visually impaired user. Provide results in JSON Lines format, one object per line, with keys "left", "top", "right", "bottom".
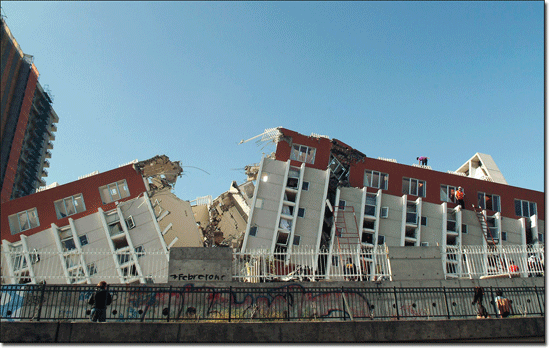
{"left": 402, "top": 178, "right": 425, "bottom": 197}
{"left": 8, "top": 208, "right": 40, "bottom": 235}
{"left": 54, "top": 194, "right": 86, "bottom": 219}
{"left": 99, "top": 179, "right": 130, "bottom": 204}
{"left": 440, "top": 185, "right": 457, "bottom": 203}
{"left": 478, "top": 192, "right": 501, "bottom": 212}
{"left": 364, "top": 170, "right": 388, "bottom": 190}
{"left": 290, "top": 144, "right": 316, "bottom": 164}
{"left": 514, "top": 199, "right": 537, "bottom": 218}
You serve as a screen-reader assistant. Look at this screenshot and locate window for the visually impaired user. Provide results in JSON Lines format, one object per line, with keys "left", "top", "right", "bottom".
{"left": 377, "top": 235, "right": 385, "bottom": 245}
{"left": 477, "top": 192, "right": 501, "bottom": 212}
{"left": 79, "top": 235, "right": 89, "bottom": 246}
{"left": 538, "top": 233, "right": 544, "bottom": 243}
{"left": 99, "top": 179, "right": 130, "bottom": 204}
{"left": 440, "top": 185, "right": 457, "bottom": 203}
{"left": 118, "top": 252, "right": 131, "bottom": 264}
{"left": 402, "top": 178, "right": 426, "bottom": 197}
{"left": 125, "top": 216, "right": 136, "bottom": 229}
{"left": 338, "top": 200, "right": 346, "bottom": 210}
{"left": 514, "top": 199, "right": 537, "bottom": 218}
{"left": 462, "top": 224, "right": 468, "bottom": 234}
{"left": 8, "top": 208, "right": 40, "bottom": 235}
{"left": 249, "top": 226, "right": 258, "bottom": 237}
{"left": 293, "top": 235, "right": 301, "bottom": 246}
{"left": 364, "top": 170, "right": 388, "bottom": 190}
{"left": 54, "top": 194, "right": 86, "bottom": 219}
{"left": 364, "top": 194, "right": 376, "bottom": 216}
{"left": 87, "top": 263, "right": 97, "bottom": 276}
{"left": 290, "top": 144, "right": 316, "bottom": 164}
{"left": 61, "top": 238, "right": 76, "bottom": 251}
{"left": 297, "top": 208, "right": 305, "bottom": 218}
{"left": 380, "top": 207, "right": 389, "bottom": 218}
{"left": 135, "top": 245, "right": 145, "bottom": 258}
{"left": 302, "top": 182, "right": 310, "bottom": 191}
{"left": 421, "top": 242, "right": 429, "bottom": 247}
{"left": 421, "top": 216, "right": 427, "bottom": 226}
{"left": 501, "top": 232, "right": 507, "bottom": 241}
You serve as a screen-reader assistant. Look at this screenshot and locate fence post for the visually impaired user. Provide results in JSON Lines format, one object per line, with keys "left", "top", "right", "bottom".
{"left": 443, "top": 287, "right": 451, "bottom": 319}
{"left": 228, "top": 286, "right": 232, "bottom": 322}
{"left": 393, "top": 287, "right": 399, "bottom": 320}
{"left": 167, "top": 286, "right": 172, "bottom": 322}
{"left": 35, "top": 283, "right": 47, "bottom": 322}
{"left": 534, "top": 286, "right": 543, "bottom": 316}
{"left": 287, "top": 285, "right": 291, "bottom": 321}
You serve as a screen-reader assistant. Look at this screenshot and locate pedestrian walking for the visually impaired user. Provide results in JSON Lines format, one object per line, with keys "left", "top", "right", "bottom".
{"left": 88, "top": 281, "right": 112, "bottom": 322}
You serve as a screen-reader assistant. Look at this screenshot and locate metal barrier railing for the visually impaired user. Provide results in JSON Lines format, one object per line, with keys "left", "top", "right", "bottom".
{"left": 0, "top": 284, "right": 544, "bottom": 322}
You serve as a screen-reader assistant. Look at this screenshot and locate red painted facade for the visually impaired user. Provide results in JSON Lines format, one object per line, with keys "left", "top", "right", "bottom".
{"left": 1, "top": 164, "right": 147, "bottom": 243}
{"left": 275, "top": 128, "right": 544, "bottom": 221}
{"left": 1, "top": 64, "right": 39, "bottom": 203}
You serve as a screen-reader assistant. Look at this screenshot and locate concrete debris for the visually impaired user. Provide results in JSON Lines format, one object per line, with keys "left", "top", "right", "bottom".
{"left": 134, "top": 155, "right": 183, "bottom": 191}
{"left": 192, "top": 180, "right": 254, "bottom": 250}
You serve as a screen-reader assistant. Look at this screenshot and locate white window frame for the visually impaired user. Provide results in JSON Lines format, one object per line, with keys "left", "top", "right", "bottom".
{"left": 478, "top": 192, "right": 501, "bottom": 212}
{"left": 125, "top": 215, "right": 136, "bottom": 229}
{"left": 420, "top": 242, "right": 429, "bottom": 247}
{"left": 402, "top": 177, "right": 426, "bottom": 197}
{"left": 290, "top": 144, "right": 316, "bottom": 164}
{"left": 302, "top": 182, "right": 310, "bottom": 191}
{"left": 501, "top": 231, "right": 507, "bottom": 241}
{"left": 61, "top": 237, "right": 76, "bottom": 252}
{"left": 99, "top": 179, "right": 130, "bottom": 204}
{"left": 380, "top": 207, "right": 389, "bottom": 219}
{"left": 377, "top": 235, "right": 385, "bottom": 245}
{"left": 514, "top": 199, "right": 537, "bottom": 218}
{"left": 440, "top": 185, "right": 457, "bottom": 203}
{"left": 54, "top": 194, "right": 86, "bottom": 219}
{"left": 338, "top": 200, "right": 346, "bottom": 210}
{"left": 8, "top": 208, "right": 40, "bottom": 235}
{"left": 462, "top": 224, "right": 468, "bottom": 234}
{"left": 297, "top": 208, "right": 306, "bottom": 218}
{"left": 293, "top": 235, "right": 301, "bottom": 246}
{"left": 421, "top": 216, "right": 427, "bottom": 226}
{"left": 249, "top": 226, "right": 258, "bottom": 237}
{"left": 364, "top": 170, "right": 388, "bottom": 190}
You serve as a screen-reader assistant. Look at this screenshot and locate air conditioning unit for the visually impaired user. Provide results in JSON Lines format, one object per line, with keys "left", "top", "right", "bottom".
{"left": 125, "top": 216, "right": 136, "bottom": 229}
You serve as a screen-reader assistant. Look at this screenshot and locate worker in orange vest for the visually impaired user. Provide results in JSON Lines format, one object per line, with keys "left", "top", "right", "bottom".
{"left": 456, "top": 187, "right": 465, "bottom": 209}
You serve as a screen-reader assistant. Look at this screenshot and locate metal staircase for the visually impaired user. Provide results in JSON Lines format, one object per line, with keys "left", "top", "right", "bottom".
{"left": 334, "top": 206, "right": 360, "bottom": 250}
{"left": 472, "top": 205, "right": 497, "bottom": 246}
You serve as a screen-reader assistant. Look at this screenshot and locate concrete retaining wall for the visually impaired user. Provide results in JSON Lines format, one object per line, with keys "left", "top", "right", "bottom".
{"left": 1, "top": 317, "right": 544, "bottom": 343}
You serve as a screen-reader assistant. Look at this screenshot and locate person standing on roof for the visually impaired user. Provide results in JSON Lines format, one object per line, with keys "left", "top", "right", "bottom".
{"left": 416, "top": 156, "right": 429, "bottom": 166}
{"left": 455, "top": 187, "right": 465, "bottom": 209}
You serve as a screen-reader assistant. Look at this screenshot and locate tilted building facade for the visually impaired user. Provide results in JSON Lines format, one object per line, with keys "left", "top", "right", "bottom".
{"left": 0, "top": 155, "right": 203, "bottom": 284}
{"left": 241, "top": 128, "right": 544, "bottom": 280}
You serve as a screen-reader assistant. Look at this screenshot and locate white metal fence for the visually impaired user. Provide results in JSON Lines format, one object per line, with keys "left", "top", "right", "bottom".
{"left": 0, "top": 248, "right": 169, "bottom": 285}
{"left": 232, "top": 245, "right": 392, "bottom": 282}
{"left": 1, "top": 245, "right": 544, "bottom": 284}
{"left": 445, "top": 244, "right": 544, "bottom": 279}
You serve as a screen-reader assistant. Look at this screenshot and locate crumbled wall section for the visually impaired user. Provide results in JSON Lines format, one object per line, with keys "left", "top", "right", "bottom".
{"left": 134, "top": 155, "right": 183, "bottom": 190}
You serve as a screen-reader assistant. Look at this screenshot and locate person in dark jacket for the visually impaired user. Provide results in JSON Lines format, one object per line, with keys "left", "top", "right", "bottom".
{"left": 88, "top": 281, "right": 112, "bottom": 322}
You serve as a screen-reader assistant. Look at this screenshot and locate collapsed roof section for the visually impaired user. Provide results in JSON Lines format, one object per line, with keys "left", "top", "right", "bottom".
{"left": 134, "top": 155, "right": 184, "bottom": 191}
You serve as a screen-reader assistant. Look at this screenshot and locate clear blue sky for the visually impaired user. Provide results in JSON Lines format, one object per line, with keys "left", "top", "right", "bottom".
{"left": 1, "top": 1, "right": 544, "bottom": 202}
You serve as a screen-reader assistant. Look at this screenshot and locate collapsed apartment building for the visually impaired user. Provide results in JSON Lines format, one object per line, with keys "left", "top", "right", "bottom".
{"left": 1, "top": 155, "right": 203, "bottom": 284}
{"left": 238, "top": 127, "right": 544, "bottom": 280}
